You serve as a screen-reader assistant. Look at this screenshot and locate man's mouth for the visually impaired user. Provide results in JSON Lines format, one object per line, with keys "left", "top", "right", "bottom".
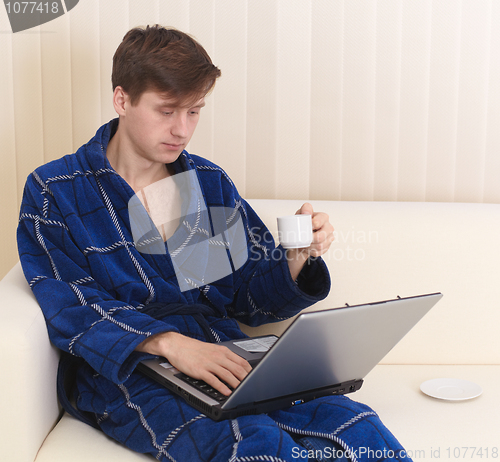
{"left": 163, "top": 143, "right": 183, "bottom": 150}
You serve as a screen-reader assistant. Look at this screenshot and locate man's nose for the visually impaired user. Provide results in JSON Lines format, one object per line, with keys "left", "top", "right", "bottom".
{"left": 171, "top": 113, "right": 188, "bottom": 138}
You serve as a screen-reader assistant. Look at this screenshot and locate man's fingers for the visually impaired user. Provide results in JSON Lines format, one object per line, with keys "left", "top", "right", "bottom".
{"left": 214, "top": 366, "right": 243, "bottom": 394}
{"left": 215, "top": 351, "right": 252, "bottom": 389}
{"left": 311, "top": 211, "right": 329, "bottom": 230}
{"left": 151, "top": 333, "right": 253, "bottom": 397}
{"left": 200, "top": 362, "right": 249, "bottom": 396}
{"left": 199, "top": 371, "right": 233, "bottom": 396}
{"left": 230, "top": 350, "right": 253, "bottom": 375}
{"left": 312, "top": 220, "right": 334, "bottom": 242}
{"left": 193, "top": 346, "right": 251, "bottom": 396}
{"left": 296, "top": 202, "right": 314, "bottom": 216}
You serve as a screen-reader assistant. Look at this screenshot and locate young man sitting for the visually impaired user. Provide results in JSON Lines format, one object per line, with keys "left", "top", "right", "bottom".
{"left": 17, "top": 25, "right": 411, "bottom": 461}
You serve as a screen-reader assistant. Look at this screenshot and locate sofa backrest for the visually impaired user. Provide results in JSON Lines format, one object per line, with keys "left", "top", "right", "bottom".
{"left": 245, "top": 199, "right": 500, "bottom": 366}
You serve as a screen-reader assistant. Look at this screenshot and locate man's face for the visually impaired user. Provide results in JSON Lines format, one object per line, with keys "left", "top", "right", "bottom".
{"left": 118, "top": 89, "right": 205, "bottom": 166}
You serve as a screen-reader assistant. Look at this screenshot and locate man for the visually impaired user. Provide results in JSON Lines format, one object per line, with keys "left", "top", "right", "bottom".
{"left": 18, "top": 25, "right": 410, "bottom": 461}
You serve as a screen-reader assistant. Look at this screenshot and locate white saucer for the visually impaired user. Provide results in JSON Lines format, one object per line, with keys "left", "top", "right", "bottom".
{"left": 420, "top": 378, "right": 482, "bottom": 401}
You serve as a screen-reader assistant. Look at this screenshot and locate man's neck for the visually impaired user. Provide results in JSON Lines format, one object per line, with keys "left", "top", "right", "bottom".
{"left": 106, "top": 126, "right": 171, "bottom": 193}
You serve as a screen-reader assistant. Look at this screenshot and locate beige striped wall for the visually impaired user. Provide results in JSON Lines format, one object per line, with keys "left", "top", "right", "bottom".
{"left": 1, "top": 0, "right": 500, "bottom": 279}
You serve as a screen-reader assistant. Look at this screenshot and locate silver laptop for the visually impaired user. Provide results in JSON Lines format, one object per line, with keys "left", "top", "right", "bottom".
{"left": 137, "top": 292, "right": 442, "bottom": 421}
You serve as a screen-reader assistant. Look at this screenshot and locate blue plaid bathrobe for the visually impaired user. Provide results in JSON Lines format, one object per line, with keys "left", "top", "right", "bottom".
{"left": 17, "top": 120, "right": 411, "bottom": 462}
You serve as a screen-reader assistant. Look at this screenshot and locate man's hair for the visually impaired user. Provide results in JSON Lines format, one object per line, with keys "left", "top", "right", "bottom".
{"left": 112, "top": 25, "right": 221, "bottom": 106}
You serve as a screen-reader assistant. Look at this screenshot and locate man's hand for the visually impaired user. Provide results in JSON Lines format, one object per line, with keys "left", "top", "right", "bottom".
{"left": 286, "top": 203, "right": 335, "bottom": 281}
{"left": 136, "top": 332, "right": 251, "bottom": 396}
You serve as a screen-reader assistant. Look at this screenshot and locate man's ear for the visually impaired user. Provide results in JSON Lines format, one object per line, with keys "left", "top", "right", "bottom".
{"left": 112, "top": 86, "right": 129, "bottom": 116}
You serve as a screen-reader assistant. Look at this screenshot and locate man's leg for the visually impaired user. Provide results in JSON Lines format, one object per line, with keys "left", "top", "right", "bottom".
{"left": 93, "top": 374, "right": 311, "bottom": 461}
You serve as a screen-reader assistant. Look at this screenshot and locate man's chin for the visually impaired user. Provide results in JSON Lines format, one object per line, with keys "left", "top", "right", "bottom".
{"left": 158, "top": 151, "right": 183, "bottom": 166}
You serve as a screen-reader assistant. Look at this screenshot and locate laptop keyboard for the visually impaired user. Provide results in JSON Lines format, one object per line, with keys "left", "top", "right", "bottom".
{"left": 175, "top": 372, "right": 232, "bottom": 403}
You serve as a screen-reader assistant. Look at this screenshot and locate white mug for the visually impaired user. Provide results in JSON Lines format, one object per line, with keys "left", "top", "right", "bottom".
{"left": 277, "top": 214, "right": 313, "bottom": 249}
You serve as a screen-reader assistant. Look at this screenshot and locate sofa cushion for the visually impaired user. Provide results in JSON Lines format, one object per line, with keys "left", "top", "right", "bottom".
{"left": 35, "top": 414, "right": 151, "bottom": 462}
{"left": 35, "top": 365, "right": 499, "bottom": 461}
{"left": 354, "top": 365, "right": 500, "bottom": 458}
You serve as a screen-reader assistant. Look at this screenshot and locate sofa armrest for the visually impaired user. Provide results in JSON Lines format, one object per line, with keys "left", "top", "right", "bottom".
{"left": 0, "top": 263, "right": 61, "bottom": 462}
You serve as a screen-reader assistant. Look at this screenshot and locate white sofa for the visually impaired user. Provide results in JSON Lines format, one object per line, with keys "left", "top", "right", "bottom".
{"left": 1, "top": 199, "right": 499, "bottom": 462}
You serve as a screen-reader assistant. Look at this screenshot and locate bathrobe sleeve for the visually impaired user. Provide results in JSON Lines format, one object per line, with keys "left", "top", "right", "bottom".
{"left": 17, "top": 173, "right": 180, "bottom": 385}
{"left": 227, "top": 198, "right": 331, "bottom": 327}
{"left": 192, "top": 157, "right": 331, "bottom": 327}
